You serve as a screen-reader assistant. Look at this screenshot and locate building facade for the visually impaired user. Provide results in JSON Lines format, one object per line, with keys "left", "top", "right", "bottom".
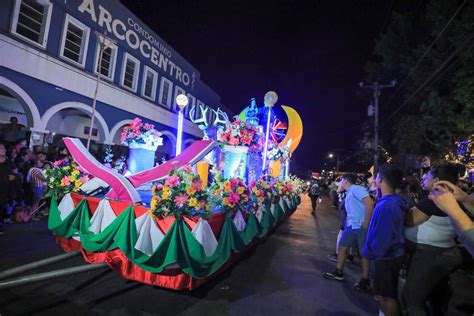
{"left": 0, "top": 0, "right": 228, "bottom": 156}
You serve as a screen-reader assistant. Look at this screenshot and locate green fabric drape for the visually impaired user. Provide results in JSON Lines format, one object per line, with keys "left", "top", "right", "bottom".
{"left": 49, "top": 195, "right": 298, "bottom": 279}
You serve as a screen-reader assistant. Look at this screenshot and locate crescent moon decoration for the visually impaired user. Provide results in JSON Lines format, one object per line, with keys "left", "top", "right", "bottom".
{"left": 278, "top": 105, "right": 303, "bottom": 153}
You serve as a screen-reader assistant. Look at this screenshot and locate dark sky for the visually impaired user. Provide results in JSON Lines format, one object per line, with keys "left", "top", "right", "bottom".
{"left": 121, "top": 0, "right": 393, "bottom": 173}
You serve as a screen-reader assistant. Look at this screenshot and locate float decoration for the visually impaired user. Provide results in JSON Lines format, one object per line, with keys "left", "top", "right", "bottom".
{"left": 45, "top": 159, "right": 90, "bottom": 200}
{"left": 121, "top": 118, "right": 163, "bottom": 174}
{"left": 150, "top": 166, "right": 211, "bottom": 219}
{"left": 47, "top": 90, "right": 305, "bottom": 291}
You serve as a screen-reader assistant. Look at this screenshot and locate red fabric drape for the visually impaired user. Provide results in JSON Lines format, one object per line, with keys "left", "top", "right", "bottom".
{"left": 57, "top": 195, "right": 295, "bottom": 290}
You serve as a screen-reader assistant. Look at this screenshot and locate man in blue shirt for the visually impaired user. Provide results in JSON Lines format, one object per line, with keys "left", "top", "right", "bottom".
{"left": 364, "top": 164, "right": 408, "bottom": 316}
{"left": 324, "top": 173, "right": 374, "bottom": 293}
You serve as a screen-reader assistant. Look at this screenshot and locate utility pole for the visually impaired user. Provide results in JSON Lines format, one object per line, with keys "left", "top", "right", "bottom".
{"left": 87, "top": 32, "right": 116, "bottom": 150}
{"left": 359, "top": 80, "right": 396, "bottom": 175}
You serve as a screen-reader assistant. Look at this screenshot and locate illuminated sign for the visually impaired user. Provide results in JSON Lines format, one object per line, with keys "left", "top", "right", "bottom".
{"left": 78, "top": 0, "right": 195, "bottom": 88}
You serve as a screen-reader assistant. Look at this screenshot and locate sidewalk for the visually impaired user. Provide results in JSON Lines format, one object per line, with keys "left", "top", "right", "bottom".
{"left": 0, "top": 195, "right": 472, "bottom": 315}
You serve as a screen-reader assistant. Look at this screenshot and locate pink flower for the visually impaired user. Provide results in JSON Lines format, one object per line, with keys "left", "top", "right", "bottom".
{"left": 183, "top": 165, "right": 193, "bottom": 173}
{"left": 53, "top": 159, "right": 65, "bottom": 167}
{"left": 174, "top": 193, "right": 189, "bottom": 208}
{"left": 228, "top": 192, "right": 240, "bottom": 203}
{"left": 191, "top": 178, "right": 203, "bottom": 191}
{"left": 228, "top": 137, "right": 239, "bottom": 146}
{"left": 165, "top": 175, "right": 180, "bottom": 187}
{"left": 144, "top": 123, "right": 153, "bottom": 130}
{"left": 249, "top": 180, "right": 256, "bottom": 188}
{"left": 61, "top": 176, "right": 71, "bottom": 186}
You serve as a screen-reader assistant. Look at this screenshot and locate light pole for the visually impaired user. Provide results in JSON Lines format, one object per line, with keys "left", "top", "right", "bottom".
{"left": 328, "top": 152, "right": 340, "bottom": 173}
{"left": 359, "top": 80, "right": 396, "bottom": 174}
{"left": 87, "top": 32, "right": 116, "bottom": 150}
{"left": 175, "top": 94, "right": 189, "bottom": 156}
{"left": 262, "top": 91, "right": 278, "bottom": 172}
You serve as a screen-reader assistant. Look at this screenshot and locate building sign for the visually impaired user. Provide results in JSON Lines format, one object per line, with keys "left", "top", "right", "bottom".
{"left": 77, "top": 0, "right": 197, "bottom": 89}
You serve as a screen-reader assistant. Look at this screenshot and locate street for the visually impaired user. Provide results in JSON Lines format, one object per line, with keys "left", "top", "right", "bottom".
{"left": 0, "top": 195, "right": 472, "bottom": 316}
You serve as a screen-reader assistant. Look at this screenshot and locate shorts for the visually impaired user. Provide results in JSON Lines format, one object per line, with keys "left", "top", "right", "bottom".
{"left": 372, "top": 256, "right": 404, "bottom": 299}
{"left": 338, "top": 226, "right": 367, "bottom": 250}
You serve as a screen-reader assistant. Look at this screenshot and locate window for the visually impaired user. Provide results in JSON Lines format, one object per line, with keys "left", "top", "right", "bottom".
{"left": 120, "top": 53, "right": 140, "bottom": 92}
{"left": 159, "top": 77, "right": 173, "bottom": 108}
{"left": 173, "top": 86, "right": 186, "bottom": 113}
{"left": 10, "top": 0, "right": 53, "bottom": 48}
{"left": 94, "top": 37, "right": 117, "bottom": 81}
{"left": 186, "top": 94, "right": 196, "bottom": 120}
{"left": 59, "top": 14, "right": 90, "bottom": 67}
{"left": 141, "top": 66, "right": 158, "bottom": 101}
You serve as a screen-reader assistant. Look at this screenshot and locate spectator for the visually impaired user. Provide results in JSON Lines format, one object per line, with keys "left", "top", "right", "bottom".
{"left": 0, "top": 142, "right": 18, "bottom": 234}
{"left": 429, "top": 181, "right": 474, "bottom": 257}
{"left": 397, "top": 175, "right": 423, "bottom": 207}
{"left": 27, "top": 159, "right": 47, "bottom": 213}
{"left": 324, "top": 173, "right": 374, "bottom": 293}
{"left": 327, "top": 180, "right": 355, "bottom": 263}
{"left": 47, "top": 146, "right": 60, "bottom": 162}
{"left": 364, "top": 164, "right": 408, "bottom": 316}
{"left": 404, "top": 163, "right": 465, "bottom": 315}
{"left": 308, "top": 181, "right": 321, "bottom": 214}
{"left": 1, "top": 116, "right": 25, "bottom": 145}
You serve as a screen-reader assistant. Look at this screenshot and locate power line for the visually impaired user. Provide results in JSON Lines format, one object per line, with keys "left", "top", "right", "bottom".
{"left": 382, "top": 34, "right": 473, "bottom": 123}
{"left": 382, "top": 0, "right": 468, "bottom": 108}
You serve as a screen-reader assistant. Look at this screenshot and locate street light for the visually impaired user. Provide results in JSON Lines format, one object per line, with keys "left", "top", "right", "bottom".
{"left": 327, "top": 151, "right": 340, "bottom": 173}
{"left": 87, "top": 31, "right": 116, "bottom": 150}
{"left": 175, "top": 94, "right": 189, "bottom": 156}
{"left": 262, "top": 91, "right": 278, "bottom": 172}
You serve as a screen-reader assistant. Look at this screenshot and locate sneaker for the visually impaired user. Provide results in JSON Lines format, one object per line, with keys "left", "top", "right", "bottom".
{"left": 354, "top": 278, "right": 372, "bottom": 294}
{"left": 326, "top": 253, "right": 355, "bottom": 263}
{"left": 327, "top": 253, "right": 338, "bottom": 262}
{"left": 323, "top": 269, "right": 344, "bottom": 281}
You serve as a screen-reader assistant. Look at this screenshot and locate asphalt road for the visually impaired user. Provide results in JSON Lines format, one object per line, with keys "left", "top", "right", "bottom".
{"left": 0, "top": 196, "right": 472, "bottom": 316}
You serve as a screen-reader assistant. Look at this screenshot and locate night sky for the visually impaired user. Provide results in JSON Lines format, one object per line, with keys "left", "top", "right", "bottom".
{"left": 121, "top": 0, "right": 393, "bottom": 174}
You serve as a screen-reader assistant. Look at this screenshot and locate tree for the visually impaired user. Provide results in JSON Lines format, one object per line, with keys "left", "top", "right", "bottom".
{"left": 364, "top": 0, "right": 474, "bottom": 162}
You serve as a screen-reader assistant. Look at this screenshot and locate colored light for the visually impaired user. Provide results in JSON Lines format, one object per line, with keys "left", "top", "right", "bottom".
{"left": 176, "top": 110, "right": 184, "bottom": 156}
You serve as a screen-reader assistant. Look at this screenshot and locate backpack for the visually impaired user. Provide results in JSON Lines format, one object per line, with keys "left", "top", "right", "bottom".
{"left": 311, "top": 184, "right": 320, "bottom": 196}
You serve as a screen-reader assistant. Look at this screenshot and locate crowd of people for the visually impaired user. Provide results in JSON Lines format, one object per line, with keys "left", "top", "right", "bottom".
{"left": 308, "top": 163, "right": 473, "bottom": 316}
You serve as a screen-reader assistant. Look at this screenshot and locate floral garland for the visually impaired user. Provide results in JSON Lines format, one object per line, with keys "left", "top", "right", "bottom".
{"left": 284, "top": 175, "right": 306, "bottom": 195}
{"left": 121, "top": 117, "right": 163, "bottom": 148}
{"left": 45, "top": 159, "right": 90, "bottom": 199}
{"left": 249, "top": 179, "right": 273, "bottom": 206}
{"left": 267, "top": 143, "right": 291, "bottom": 162}
{"left": 217, "top": 117, "right": 265, "bottom": 150}
{"left": 209, "top": 175, "right": 251, "bottom": 214}
{"left": 150, "top": 166, "right": 211, "bottom": 218}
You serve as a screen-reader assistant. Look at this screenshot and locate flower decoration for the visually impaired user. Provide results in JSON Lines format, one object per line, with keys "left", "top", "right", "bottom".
{"left": 150, "top": 166, "right": 211, "bottom": 219}
{"left": 285, "top": 175, "right": 305, "bottom": 195}
{"left": 121, "top": 117, "right": 163, "bottom": 148}
{"left": 45, "top": 159, "right": 90, "bottom": 199}
{"left": 217, "top": 117, "right": 265, "bottom": 150}
{"left": 249, "top": 179, "right": 273, "bottom": 207}
{"left": 267, "top": 143, "right": 292, "bottom": 162}
{"left": 209, "top": 175, "right": 251, "bottom": 214}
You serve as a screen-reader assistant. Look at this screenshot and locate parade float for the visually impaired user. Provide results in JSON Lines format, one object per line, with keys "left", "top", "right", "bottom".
{"left": 45, "top": 91, "right": 304, "bottom": 290}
